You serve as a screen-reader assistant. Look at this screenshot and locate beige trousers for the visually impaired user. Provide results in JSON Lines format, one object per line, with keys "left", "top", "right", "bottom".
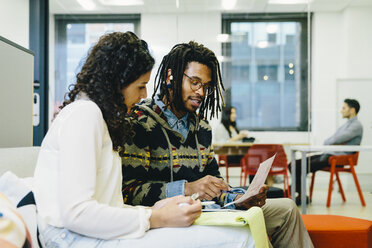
{"left": 262, "top": 198, "right": 314, "bottom": 248}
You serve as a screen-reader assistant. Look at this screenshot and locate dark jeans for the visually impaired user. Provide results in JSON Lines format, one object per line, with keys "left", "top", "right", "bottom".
{"left": 227, "top": 155, "right": 243, "bottom": 164}
{"left": 288, "top": 154, "right": 330, "bottom": 196}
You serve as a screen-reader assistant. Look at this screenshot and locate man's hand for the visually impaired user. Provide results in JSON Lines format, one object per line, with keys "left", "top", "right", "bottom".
{"left": 184, "top": 175, "right": 230, "bottom": 200}
{"left": 234, "top": 185, "right": 269, "bottom": 210}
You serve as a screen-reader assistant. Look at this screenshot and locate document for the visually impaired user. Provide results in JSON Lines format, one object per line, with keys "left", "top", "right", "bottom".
{"left": 223, "top": 154, "right": 276, "bottom": 208}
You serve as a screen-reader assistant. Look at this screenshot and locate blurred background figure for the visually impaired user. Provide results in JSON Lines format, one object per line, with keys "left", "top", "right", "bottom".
{"left": 214, "top": 106, "right": 249, "bottom": 144}
{"left": 213, "top": 106, "right": 275, "bottom": 186}
{"left": 213, "top": 106, "right": 251, "bottom": 184}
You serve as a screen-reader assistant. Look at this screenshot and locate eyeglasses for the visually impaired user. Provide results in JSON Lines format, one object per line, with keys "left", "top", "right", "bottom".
{"left": 184, "top": 73, "right": 215, "bottom": 96}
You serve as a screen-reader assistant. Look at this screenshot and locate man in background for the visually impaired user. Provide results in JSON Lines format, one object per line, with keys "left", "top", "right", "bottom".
{"left": 290, "top": 98, "right": 363, "bottom": 204}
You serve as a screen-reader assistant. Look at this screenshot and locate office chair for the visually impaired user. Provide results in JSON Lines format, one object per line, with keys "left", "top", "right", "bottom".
{"left": 217, "top": 155, "right": 244, "bottom": 185}
{"left": 309, "top": 152, "right": 366, "bottom": 207}
{"left": 240, "top": 144, "right": 291, "bottom": 197}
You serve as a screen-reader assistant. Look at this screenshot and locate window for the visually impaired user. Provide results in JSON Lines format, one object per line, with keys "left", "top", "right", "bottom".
{"left": 54, "top": 14, "right": 140, "bottom": 115}
{"left": 222, "top": 13, "right": 309, "bottom": 131}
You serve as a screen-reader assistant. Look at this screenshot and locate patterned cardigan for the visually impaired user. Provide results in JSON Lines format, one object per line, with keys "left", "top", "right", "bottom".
{"left": 121, "top": 99, "right": 228, "bottom": 206}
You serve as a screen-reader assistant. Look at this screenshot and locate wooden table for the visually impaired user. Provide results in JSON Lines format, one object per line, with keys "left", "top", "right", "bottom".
{"left": 213, "top": 142, "right": 253, "bottom": 155}
{"left": 290, "top": 145, "right": 372, "bottom": 214}
{"left": 213, "top": 143, "right": 308, "bottom": 155}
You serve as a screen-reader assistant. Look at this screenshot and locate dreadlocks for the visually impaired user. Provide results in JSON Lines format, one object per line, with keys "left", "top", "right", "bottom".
{"left": 152, "top": 41, "right": 225, "bottom": 120}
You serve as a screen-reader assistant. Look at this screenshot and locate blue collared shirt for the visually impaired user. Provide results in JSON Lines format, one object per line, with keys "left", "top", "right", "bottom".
{"left": 155, "top": 96, "right": 189, "bottom": 140}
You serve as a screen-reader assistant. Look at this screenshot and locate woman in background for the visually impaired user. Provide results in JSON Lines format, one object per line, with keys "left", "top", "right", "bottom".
{"left": 214, "top": 106, "right": 249, "bottom": 144}
{"left": 213, "top": 106, "right": 249, "bottom": 165}
{"left": 214, "top": 106, "right": 256, "bottom": 184}
{"left": 33, "top": 32, "right": 254, "bottom": 247}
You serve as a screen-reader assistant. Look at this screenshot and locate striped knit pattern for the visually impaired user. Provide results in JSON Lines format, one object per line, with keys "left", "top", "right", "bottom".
{"left": 122, "top": 99, "right": 222, "bottom": 206}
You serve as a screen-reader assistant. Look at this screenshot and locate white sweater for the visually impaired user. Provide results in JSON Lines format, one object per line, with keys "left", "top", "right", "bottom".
{"left": 33, "top": 99, "right": 152, "bottom": 240}
{"left": 212, "top": 123, "right": 238, "bottom": 144}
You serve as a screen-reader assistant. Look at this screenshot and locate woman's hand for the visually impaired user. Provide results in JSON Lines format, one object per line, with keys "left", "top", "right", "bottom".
{"left": 229, "top": 130, "right": 249, "bottom": 142}
{"left": 238, "top": 130, "right": 249, "bottom": 139}
{"left": 150, "top": 195, "right": 202, "bottom": 228}
{"left": 152, "top": 197, "right": 173, "bottom": 209}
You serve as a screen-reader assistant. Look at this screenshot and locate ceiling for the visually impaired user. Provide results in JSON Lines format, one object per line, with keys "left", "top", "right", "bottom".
{"left": 50, "top": 0, "right": 372, "bottom": 14}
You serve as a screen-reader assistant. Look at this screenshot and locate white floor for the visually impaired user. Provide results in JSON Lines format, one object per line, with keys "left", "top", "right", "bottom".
{"left": 304, "top": 188, "right": 372, "bottom": 220}
{"left": 220, "top": 167, "right": 372, "bottom": 221}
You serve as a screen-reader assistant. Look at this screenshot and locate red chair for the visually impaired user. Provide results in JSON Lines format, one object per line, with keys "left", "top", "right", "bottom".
{"left": 218, "top": 155, "right": 244, "bottom": 185}
{"left": 309, "top": 152, "right": 366, "bottom": 207}
{"left": 240, "top": 144, "right": 291, "bottom": 197}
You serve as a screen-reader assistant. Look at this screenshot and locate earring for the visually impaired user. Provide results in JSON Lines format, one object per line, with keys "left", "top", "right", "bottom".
{"left": 167, "top": 74, "right": 174, "bottom": 89}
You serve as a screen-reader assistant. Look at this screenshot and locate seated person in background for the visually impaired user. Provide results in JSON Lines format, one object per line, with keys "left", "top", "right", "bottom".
{"left": 213, "top": 107, "right": 275, "bottom": 185}
{"left": 33, "top": 32, "right": 254, "bottom": 247}
{"left": 213, "top": 106, "right": 255, "bottom": 182}
{"left": 122, "top": 41, "right": 313, "bottom": 248}
{"left": 213, "top": 106, "right": 249, "bottom": 144}
{"left": 290, "top": 98, "right": 363, "bottom": 204}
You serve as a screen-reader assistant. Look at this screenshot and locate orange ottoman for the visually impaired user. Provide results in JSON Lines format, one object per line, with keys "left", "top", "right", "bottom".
{"left": 302, "top": 215, "right": 372, "bottom": 248}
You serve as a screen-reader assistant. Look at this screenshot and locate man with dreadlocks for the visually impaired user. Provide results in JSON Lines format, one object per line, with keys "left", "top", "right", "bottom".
{"left": 122, "top": 41, "right": 313, "bottom": 248}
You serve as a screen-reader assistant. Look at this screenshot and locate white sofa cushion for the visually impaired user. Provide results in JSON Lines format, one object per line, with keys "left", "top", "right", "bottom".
{"left": 0, "top": 147, "right": 40, "bottom": 178}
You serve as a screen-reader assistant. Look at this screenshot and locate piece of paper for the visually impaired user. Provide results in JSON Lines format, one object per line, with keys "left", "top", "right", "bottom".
{"left": 223, "top": 154, "right": 276, "bottom": 208}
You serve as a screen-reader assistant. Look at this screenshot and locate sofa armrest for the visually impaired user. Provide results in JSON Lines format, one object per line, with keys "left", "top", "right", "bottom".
{"left": 0, "top": 147, "right": 40, "bottom": 178}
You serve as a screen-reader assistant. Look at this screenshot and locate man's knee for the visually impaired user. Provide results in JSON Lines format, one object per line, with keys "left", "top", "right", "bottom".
{"left": 264, "top": 198, "right": 298, "bottom": 219}
{"left": 280, "top": 198, "right": 297, "bottom": 214}
{"left": 283, "top": 198, "right": 297, "bottom": 208}
{"left": 266, "top": 198, "right": 296, "bottom": 210}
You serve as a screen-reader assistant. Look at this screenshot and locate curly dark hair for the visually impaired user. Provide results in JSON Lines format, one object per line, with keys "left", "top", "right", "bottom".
{"left": 61, "top": 31, "right": 155, "bottom": 155}
{"left": 152, "top": 41, "right": 225, "bottom": 119}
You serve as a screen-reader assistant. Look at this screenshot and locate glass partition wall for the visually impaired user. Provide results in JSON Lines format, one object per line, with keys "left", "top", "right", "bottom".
{"left": 221, "top": 13, "right": 309, "bottom": 131}
{"left": 53, "top": 15, "right": 139, "bottom": 113}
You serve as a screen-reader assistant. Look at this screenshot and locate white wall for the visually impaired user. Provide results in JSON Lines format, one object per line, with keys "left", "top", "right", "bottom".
{"left": 312, "top": 7, "right": 372, "bottom": 173}
{"left": 311, "top": 11, "right": 344, "bottom": 144}
{"left": 0, "top": 0, "right": 29, "bottom": 48}
{"left": 343, "top": 7, "right": 372, "bottom": 79}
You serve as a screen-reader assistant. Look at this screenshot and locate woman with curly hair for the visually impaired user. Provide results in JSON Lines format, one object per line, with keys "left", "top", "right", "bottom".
{"left": 32, "top": 32, "right": 254, "bottom": 248}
